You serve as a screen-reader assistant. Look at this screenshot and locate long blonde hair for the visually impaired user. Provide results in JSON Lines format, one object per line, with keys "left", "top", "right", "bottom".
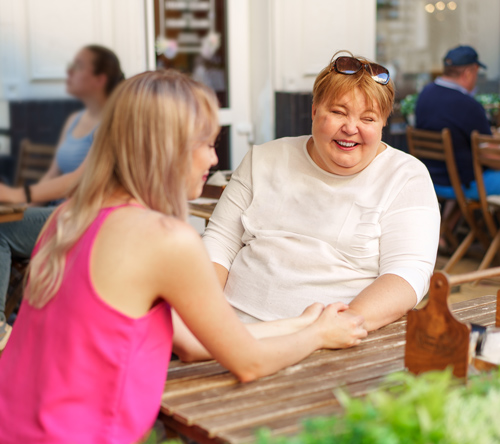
{"left": 26, "top": 70, "right": 220, "bottom": 308}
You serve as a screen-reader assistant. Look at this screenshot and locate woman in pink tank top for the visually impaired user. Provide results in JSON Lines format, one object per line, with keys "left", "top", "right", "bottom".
{"left": 0, "top": 71, "right": 366, "bottom": 443}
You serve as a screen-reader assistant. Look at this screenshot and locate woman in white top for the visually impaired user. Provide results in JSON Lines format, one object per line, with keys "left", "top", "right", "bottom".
{"left": 202, "top": 51, "right": 440, "bottom": 334}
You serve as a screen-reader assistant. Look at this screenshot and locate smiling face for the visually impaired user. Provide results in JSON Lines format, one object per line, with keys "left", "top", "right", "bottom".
{"left": 308, "top": 88, "right": 386, "bottom": 176}
{"left": 187, "top": 139, "right": 219, "bottom": 200}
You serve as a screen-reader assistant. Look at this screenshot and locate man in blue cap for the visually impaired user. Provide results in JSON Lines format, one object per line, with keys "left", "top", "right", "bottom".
{"left": 415, "top": 45, "right": 497, "bottom": 200}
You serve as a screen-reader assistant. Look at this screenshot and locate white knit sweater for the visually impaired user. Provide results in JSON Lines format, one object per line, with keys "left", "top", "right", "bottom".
{"left": 203, "top": 136, "right": 440, "bottom": 321}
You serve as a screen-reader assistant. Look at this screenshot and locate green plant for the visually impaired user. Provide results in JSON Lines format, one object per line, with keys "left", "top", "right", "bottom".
{"left": 255, "top": 369, "right": 500, "bottom": 444}
{"left": 143, "top": 428, "right": 181, "bottom": 444}
{"left": 399, "top": 93, "right": 419, "bottom": 117}
{"left": 475, "top": 93, "right": 500, "bottom": 107}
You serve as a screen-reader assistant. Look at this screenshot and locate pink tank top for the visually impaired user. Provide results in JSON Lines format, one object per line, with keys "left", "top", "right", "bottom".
{"left": 0, "top": 205, "right": 173, "bottom": 444}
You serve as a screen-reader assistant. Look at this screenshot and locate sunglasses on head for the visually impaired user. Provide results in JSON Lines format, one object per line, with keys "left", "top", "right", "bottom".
{"left": 330, "top": 56, "right": 390, "bottom": 85}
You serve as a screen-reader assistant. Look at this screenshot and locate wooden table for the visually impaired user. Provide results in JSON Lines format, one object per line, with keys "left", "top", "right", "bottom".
{"left": 189, "top": 183, "right": 224, "bottom": 224}
{"left": 189, "top": 201, "right": 217, "bottom": 222}
{"left": 0, "top": 204, "right": 26, "bottom": 223}
{"left": 159, "top": 294, "right": 498, "bottom": 444}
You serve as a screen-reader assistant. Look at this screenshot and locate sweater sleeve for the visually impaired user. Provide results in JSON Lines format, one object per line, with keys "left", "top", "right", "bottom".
{"left": 468, "top": 99, "right": 493, "bottom": 136}
{"left": 202, "top": 149, "right": 253, "bottom": 270}
{"left": 378, "top": 169, "right": 441, "bottom": 303}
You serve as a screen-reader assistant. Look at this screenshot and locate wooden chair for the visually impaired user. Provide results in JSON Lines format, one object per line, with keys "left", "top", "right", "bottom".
{"left": 5, "top": 260, "right": 28, "bottom": 320}
{"left": 471, "top": 131, "right": 500, "bottom": 272}
{"left": 6, "top": 138, "right": 56, "bottom": 320}
{"left": 406, "top": 127, "right": 485, "bottom": 273}
{"left": 405, "top": 267, "right": 500, "bottom": 379}
{"left": 14, "top": 138, "right": 57, "bottom": 186}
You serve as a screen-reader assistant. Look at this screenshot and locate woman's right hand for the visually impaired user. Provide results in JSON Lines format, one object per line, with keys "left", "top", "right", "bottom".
{"left": 314, "top": 302, "right": 368, "bottom": 349}
{"left": 0, "top": 183, "right": 25, "bottom": 204}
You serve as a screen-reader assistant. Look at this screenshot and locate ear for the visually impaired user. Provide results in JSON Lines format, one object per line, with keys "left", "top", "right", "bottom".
{"left": 312, "top": 103, "right": 317, "bottom": 120}
{"left": 95, "top": 73, "right": 108, "bottom": 91}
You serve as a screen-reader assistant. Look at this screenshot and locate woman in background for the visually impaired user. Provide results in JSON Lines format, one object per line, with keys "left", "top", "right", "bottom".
{"left": 0, "top": 45, "right": 123, "bottom": 350}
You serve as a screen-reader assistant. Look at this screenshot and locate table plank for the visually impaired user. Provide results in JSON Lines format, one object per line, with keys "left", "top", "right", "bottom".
{"left": 0, "top": 203, "right": 26, "bottom": 223}
{"left": 171, "top": 357, "right": 404, "bottom": 429}
{"left": 164, "top": 337, "right": 406, "bottom": 406}
{"left": 0, "top": 212, "right": 24, "bottom": 223}
{"left": 217, "top": 375, "right": 398, "bottom": 444}
{"left": 189, "top": 202, "right": 217, "bottom": 221}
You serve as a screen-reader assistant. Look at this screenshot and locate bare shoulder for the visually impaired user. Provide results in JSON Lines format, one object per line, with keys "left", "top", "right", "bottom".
{"left": 116, "top": 209, "right": 210, "bottom": 288}
{"left": 117, "top": 208, "right": 204, "bottom": 255}
{"left": 63, "top": 111, "right": 80, "bottom": 128}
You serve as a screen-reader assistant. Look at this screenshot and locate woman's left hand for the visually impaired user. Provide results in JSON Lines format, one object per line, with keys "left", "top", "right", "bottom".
{"left": 0, "top": 183, "right": 25, "bottom": 204}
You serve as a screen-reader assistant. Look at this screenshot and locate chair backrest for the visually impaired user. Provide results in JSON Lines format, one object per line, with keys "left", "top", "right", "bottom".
{"left": 406, "top": 126, "right": 473, "bottom": 227}
{"left": 471, "top": 130, "right": 500, "bottom": 236}
{"left": 14, "top": 138, "right": 57, "bottom": 187}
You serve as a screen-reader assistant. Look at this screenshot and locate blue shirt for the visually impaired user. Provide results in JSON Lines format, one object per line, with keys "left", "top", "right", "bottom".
{"left": 55, "top": 111, "right": 96, "bottom": 174}
{"left": 415, "top": 79, "right": 491, "bottom": 187}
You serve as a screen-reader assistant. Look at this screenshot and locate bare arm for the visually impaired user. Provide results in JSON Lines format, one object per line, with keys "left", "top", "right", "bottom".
{"left": 38, "top": 160, "right": 62, "bottom": 183}
{"left": 172, "top": 302, "right": 326, "bottom": 362}
{"left": 0, "top": 161, "right": 85, "bottom": 204}
{"left": 345, "top": 274, "right": 417, "bottom": 332}
{"left": 213, "top": 262, "right": 229, "bottom": 289}
{"left": 0, "top": 113, "right": 86, "bottom": 204}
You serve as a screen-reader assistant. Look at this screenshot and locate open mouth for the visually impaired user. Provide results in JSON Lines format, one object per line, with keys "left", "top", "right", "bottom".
{"left": 335, "top": 140, "right": 359, "bottom": 150}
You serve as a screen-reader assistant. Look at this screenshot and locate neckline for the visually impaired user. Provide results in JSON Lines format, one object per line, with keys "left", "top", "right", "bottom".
{"left": 301, "top": 136, "right": 389, "bottom": 178}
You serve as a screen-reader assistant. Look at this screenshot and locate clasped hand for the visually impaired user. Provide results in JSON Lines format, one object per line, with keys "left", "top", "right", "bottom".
{"left": 313, "top": 302, "right": 368, "bottom": 349}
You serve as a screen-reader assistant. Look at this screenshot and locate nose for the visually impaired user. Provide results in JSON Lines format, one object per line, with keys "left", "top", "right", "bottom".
{"left": 210, "top": 147, "right": 218, "bottom": 167}
{"left": 342, "top": 117, "right": 358, "bottom": 136}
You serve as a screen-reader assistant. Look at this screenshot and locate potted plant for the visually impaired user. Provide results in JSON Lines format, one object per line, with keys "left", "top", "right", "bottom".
{"left": 399, "top": 93, "right": 419, "bottom": 127}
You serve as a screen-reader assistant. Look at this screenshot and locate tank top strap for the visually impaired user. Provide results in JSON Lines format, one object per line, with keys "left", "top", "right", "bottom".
{"left": 65, "top": 111, "right": 84, "bottom": 138}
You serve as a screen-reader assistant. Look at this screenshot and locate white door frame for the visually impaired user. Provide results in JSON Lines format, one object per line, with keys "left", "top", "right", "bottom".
{"left": 145, "top": 0, "right": 253, "bottom": 170}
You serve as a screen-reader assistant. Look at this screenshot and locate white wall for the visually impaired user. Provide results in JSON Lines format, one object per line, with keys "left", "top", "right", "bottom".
{"left": 272, "top": 0, "right": 376, "bottom": 93}
{"left": 0, "top": 0, "right": 148, "bottom": 101}
{"left": 476, "top": 0, "right": 500, "bottom": 82}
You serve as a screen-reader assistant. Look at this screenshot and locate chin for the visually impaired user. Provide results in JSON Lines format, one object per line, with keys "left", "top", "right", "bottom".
{"left": 188, "top": 185, "right": 203, "bottom": 201}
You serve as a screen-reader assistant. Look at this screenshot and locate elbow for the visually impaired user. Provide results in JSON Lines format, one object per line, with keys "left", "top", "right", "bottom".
{"left": 234, "top": 369, "right": 259, "bottom": 383}
{"left": 172, "top": 343, "right": 210, "bottom": 363}
{"left": 232, "top": 361, "right": 266, "bottom": 383}
{"left": 175, "top": 349, "right": 199, "bottom": 363}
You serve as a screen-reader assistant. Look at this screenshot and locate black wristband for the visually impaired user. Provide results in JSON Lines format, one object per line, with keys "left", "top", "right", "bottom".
{"left": 24, "top": 183, "right": 32, "bottom": 203}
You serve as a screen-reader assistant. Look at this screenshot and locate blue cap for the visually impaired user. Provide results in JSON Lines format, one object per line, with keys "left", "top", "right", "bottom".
{"left": 443, "top": 45, "right": 487, "bottom": 69}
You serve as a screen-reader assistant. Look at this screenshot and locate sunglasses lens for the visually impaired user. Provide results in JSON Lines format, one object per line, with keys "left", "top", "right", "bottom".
{"left": 367, "top": 63, "right": 390, "bottom": 85}
{"left": 335, "top": 56, "right": 362, "bottom": 74}
{"left": 332, "top": 57, "right": 390, "bottom": 85}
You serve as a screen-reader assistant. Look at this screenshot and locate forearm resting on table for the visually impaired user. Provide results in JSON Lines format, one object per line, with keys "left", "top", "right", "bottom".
{"left": 346, "top": 274, "right": 417, "bottom": 332}
{"left": 0, "top": 164, "right": 83, "bottom": 204}
{"left": 172, "top": 304, "right": 326, "bottom": 362}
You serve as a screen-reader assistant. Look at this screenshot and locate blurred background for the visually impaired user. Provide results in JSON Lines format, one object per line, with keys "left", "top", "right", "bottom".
{"left": 0, "top": 0, "right": 499, "bottom": 184}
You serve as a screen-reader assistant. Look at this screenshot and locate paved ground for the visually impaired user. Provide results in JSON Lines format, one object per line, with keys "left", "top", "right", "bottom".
{"left": 423, "top": 254, "right": 500, "bottom": 306}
